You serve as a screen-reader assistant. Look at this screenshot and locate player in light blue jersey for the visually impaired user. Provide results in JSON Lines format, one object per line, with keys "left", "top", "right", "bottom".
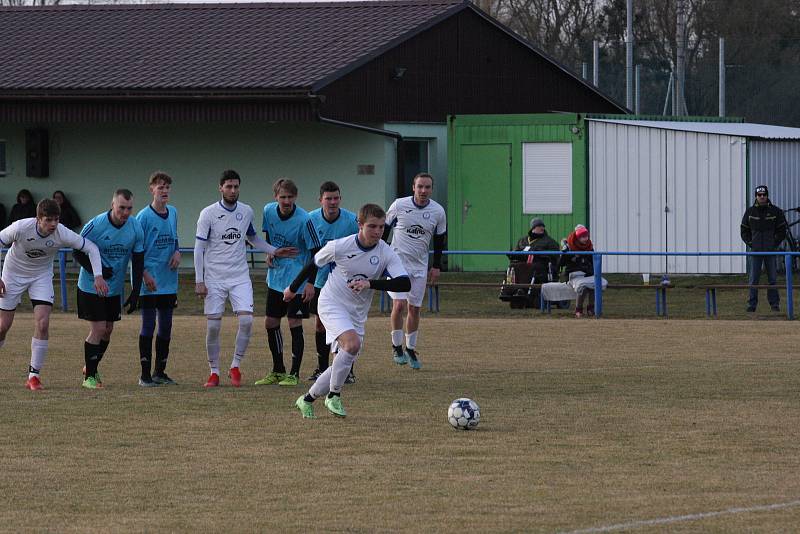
{"left": 75, "top": 189, "right": 145, "bottom": 389}
{"left": 135, "top": 171, "right": 181, "bottom": 387}
{"left": 306, "top": 181, "right": 359, "bottom": 382}
{"left": 254, "top": 178, "right": 321, "bottom": 387}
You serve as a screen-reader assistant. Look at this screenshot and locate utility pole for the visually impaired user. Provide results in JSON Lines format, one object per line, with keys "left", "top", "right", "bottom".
{"left": 592, "top": 40, "right": 599, "bottom": 86}
{"left": 626, "top": 0, "right": 634, "bottom": 110}
{"left": 719, "top": 37, "right": 726, "bottom": 117}
{"left": 675, "top": 0, "right": 687, "bottom": 115}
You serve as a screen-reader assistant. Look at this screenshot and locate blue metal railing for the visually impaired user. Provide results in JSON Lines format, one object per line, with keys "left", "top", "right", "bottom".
{"left": 3, "top": 248, "right": 797, "bottom": 317}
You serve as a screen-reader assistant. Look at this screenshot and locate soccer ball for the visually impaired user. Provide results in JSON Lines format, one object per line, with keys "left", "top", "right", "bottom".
{"left": 447, "top": 398, "right": 480, "bottom": 430}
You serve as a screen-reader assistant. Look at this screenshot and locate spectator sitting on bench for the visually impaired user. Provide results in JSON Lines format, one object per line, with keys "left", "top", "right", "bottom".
{"left": 504, "top": 218, "right": 559, "bottom": 306}
{"left": 558, "top": 224, "right": 597, "bottom": 318}
{"left": 740, "top": 184, "right": 786, "bottom": 313}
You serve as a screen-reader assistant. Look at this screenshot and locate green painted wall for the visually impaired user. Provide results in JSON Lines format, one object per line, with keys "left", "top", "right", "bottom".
{"left": 447, "top": 113, "right": 587, "bottom": 271}
{"left": 0, "top": 122, "right": 392, "bottom": 247}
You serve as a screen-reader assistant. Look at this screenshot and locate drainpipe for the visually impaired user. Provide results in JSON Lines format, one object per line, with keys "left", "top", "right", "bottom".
{"left": 317, "top": 113, "right": 405, "bottom": 198}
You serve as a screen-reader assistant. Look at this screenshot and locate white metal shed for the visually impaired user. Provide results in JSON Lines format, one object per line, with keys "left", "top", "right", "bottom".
{"left": 588, "top": 119, "right": 749, "bottom": 274}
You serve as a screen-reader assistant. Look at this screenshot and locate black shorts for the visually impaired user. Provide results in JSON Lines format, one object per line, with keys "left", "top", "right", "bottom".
{"left": 309, "top": 286, "right": 322, "bottom": 315}
{"left": 266, "top": 287, "right": 310, "bottom": 319}
{"left": 140, "top": 293, "right": 178, "bottom": 310}
{"left": 77, "top": 289, "right": 122, "bottom": 322}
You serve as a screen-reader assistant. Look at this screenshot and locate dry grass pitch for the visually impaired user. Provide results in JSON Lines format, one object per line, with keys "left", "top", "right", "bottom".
{"left": 2, "top": 313, "right": 800, "bottom": 533}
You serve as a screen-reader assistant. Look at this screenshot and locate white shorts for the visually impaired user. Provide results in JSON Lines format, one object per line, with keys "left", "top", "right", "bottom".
{"left": 203, "top": 279, "right": 254, "bottom": 316}
{"left": 387, "top": 273, "right": 428, "bottom": 307}
{"left": 0, "top": 271, "right": 54, "bottom": 310}
{"left": 319, "top": 300, "right": 365, "bottom": 345}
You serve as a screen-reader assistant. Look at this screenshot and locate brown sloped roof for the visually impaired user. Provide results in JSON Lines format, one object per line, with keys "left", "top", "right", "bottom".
{"left": 0, "top": 1, "right": 463, "bottom": 92}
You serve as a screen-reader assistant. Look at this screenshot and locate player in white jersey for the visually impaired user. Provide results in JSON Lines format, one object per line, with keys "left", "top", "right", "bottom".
{"left": 194, "top": 170, "right": 297, "bottom": 388}
{"left": 0, "top": 199, "right": 106, "bottom": 390}
{"left": 289, "top": 204, "right": 410, "bottom": 419}
{"left": 384, "top": 173, "right": 447, "bottom": 370}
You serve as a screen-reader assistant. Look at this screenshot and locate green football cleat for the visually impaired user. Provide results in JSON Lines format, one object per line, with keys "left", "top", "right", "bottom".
{"left": 81, "top": 376, "right": 102, "bottom": 389}
{"left": 278, "top": 374, "right": 299, "bottom": 387}
{"left": 295, "top": 395, "right": 317, "bottom": 419}
{"left": 254, "top": 372, "right": 286, "bottom": 386}
{"left": 324, "top": 395, "right": 347, "bottom": 417}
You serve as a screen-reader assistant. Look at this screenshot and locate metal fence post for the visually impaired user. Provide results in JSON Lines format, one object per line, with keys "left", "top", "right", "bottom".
{"left": 593, "top": 253, "right": 603, "bottom": 317}
{"left": 59, "top": 250, "right": 68, "bottom": 312}
{"left": 785, "top": 253, "right": 794, "bottom": 320}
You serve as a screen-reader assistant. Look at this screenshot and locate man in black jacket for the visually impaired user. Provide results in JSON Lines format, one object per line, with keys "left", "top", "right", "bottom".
{"left": 741, "top": 185, "right": 787, "bottom": 312}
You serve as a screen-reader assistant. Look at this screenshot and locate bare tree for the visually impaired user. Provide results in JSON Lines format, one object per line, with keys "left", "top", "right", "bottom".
{"left": 492, "top": 0, "right": 602, "bottom": 67}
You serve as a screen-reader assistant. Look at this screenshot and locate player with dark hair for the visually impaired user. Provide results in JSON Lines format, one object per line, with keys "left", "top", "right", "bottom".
{"left": 307, "top": 181, "right": 358, "bottom": 382}
{"left": 291, "top": 203, "right": 410, "bottom": 418}
{"left": 135, "top": 171, "right": 181, "bottom": 386}
{"left": 0, "top": 199, "right": 106, "bottom": 390}
{"left": 255, "top": 178, "right": 321, "bottom": 387}
{"left": 195, "top": 170, "right": 297, "bottom": 388}
{"left": 384, "top": 173, "right": 447, "bottom": 370}
{"left": 75, "top": 189, "right": 145, "bottom": 389}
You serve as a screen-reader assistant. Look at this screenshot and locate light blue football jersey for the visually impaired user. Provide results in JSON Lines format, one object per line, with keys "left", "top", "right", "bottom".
{"left": 78, "top": 211, "right": 145, "bottom": 296}
{"left": 262, "top": 203, "right": 321, "bottom": 292}
{"left": 308, "top": 207, "right": 358, "bottom": 288}
{"left": 136, "top": 204, "right": 179, "bottom": 296}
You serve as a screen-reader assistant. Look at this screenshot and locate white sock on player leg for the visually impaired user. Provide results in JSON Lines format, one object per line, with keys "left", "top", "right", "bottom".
{"left": 308, "top": 366, "right": 334, "bottom": 399}
{"left": 29, "top": 338, "right": 48, "bottom": 379}
{"left": 206, "top": 318, "right": 222, "bottom": 375}
{"left": 405, "top": 331, "right": 418, "bottom": 350}
{"left": 231, "top": 314, "right": 253, "bottom": 369}
{"left": 391, "top": 329, "right": 403, "bottom": 347}
{"left": 329, "top": 349, "right": 357, "bottom": 394}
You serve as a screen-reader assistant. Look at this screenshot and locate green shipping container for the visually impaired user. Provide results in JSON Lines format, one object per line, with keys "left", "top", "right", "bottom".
{"left": 446, "top": 113, "right": 587, "bottom": 272}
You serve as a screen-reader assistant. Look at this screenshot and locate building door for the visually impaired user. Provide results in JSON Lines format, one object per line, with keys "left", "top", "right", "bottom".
{"left": 460, "top": 144, "right": 512, "bottom": 271}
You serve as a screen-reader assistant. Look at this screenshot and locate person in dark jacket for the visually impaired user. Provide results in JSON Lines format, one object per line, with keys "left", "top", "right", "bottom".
{"left": 558, "top": 225, "right": 596, "bottom": 317}
{"left": 509, "top": 218, "right": 559, "bottom": 279}
{"left": 0, "top": 200, "right": 6, "bottom": 230}
{"left": 740, "top": 185, "right": 787, "bottom": 312}
{"left": 504, "top": 218, "right": 560, "bottom": 307}
{"left": 8, "top": 189, "right": 36, "bottom": 224}
{"left": 52, "top": 190, "right": 82, "bottom": 231}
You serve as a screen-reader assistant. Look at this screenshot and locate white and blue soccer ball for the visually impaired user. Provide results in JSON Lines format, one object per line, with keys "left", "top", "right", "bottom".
{"left": 448, "top": 398, "right": 480, "bottom": 430}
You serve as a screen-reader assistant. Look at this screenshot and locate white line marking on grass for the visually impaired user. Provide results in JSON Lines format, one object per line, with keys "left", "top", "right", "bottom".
{"left": 561, "top": 500, "right": 800, "bottom": 533}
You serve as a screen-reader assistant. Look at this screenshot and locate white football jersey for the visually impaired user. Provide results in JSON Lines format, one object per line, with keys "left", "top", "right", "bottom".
{"left": 316, "top": 235, "right": 408, "bottom": 323}
{"left": 385, "top": 196, "right": 446, "bottom": 274}
{"left": 195, "top": 201, "right": 257, "bottom": 284}
{"left": 0, "top": 219, "right": 87, "bottom": 279}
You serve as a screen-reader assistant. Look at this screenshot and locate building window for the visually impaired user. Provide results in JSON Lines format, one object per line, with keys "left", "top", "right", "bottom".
{"left": 522, "top": 142, "right": 572, "bottom": 214}
{"left": 0, "top": 140, "right": 6, "bottom": 176}
{"left": 401, "top": 139, "right": 430, "bottom": 194}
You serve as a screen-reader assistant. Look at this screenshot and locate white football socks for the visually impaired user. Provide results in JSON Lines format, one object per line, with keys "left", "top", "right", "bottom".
{"left": 206, "top": 318, "right": 222, "bottom": 375}
{"left": 391, "top": 329, "right": 403, "bottom": 347}
{"left": 405, "top": 331, "right": 418, "bottom": 350}
{"left": 29, "top": 338, "right": 48, "bottom": 378}
{"left": 231, "top": 314, "right": 253, "bottom": 369}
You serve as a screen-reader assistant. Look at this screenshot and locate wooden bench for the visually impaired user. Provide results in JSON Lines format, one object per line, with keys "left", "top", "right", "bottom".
{"left": 699, "top": 284, "right": 797, "bottom": 318}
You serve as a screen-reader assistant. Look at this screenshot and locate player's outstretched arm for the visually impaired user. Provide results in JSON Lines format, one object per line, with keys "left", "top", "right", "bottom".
{"left": 73, "top": 249, "right": 113, "bottom": 279}
{"left": 283, "top": 247, "right": 322, "bottom": 302}
{"left": 247, "top": 233, "right": 298, "bottom": 258}
{"left": 365, "top": 275, "right": 411, "bottom": 293}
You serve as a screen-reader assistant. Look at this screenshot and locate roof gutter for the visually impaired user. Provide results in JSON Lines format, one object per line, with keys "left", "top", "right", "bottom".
{"left": 317, "top": 113, "right": 405, "bottom": 199}
{"left": 0, "top": 89, "right": 313, "bottom": 101}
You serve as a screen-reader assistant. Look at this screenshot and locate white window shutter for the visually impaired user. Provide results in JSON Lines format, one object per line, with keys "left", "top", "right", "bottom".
{"left": 522, "top": 143, "right": 572, "bottom": 214}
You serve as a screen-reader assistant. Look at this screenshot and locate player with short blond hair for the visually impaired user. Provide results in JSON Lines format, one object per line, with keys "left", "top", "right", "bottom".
{"left": 290, "top": 203, "right": 410, "bottom": 418}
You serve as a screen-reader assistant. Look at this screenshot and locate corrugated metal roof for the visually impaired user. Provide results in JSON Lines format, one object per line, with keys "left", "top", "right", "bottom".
{"left": 588, "top": 119, "right": 800, "bottom": 140}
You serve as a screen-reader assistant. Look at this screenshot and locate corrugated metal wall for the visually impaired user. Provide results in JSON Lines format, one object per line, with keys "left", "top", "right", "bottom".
{"left": 750, "top": 141, "right": 800, "bottom": 217}
{"left": 589, "top": 121, "right": 746, "bottom": 274}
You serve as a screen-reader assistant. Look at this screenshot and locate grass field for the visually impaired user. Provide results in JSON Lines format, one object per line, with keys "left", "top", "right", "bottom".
{"left": 3, "top": 313, "right": 800, "bottom": 533}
